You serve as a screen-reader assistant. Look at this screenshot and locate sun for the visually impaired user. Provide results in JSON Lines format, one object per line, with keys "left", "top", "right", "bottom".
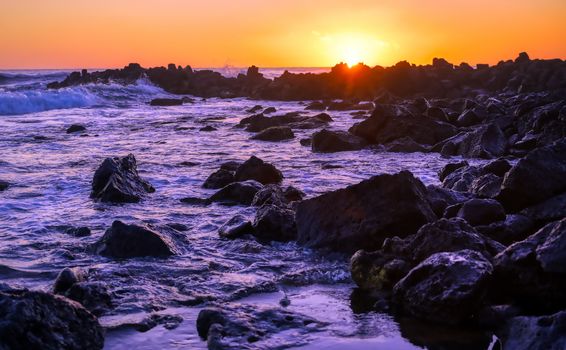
{"left": 318, "top": 32, "right": 387, "bottom": 67}
{"left": 343, "top": 45, "right": 363, "bottom": 67}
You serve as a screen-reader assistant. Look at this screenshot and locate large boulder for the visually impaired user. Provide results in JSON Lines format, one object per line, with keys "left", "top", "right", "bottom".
{"left": 209, "top": 180, "right": 263, "bottom": 205}
{"left": 440, "top": 123, "right": 507, "bottom": 159}
{"left": 92, "top": 220, "right": 178, "bottom": 258}
{"left": 203, "top": 169, "right": 235, "bottom": 189}
{"left": 295, "top": 171, "right": 436, "bottom": 253}
{"left": 0, "top": 287, "right": 104, "bottom": 350}
{"left": 493, "top": 218, "right": 566, "bottom": 311}
{"left": 252, "top": 205, "right": 297, "bottom": 242}
{"left": 234, "top": 156, "right": 283, "bottom": 185}
{"left": 456, "top": 198, "right": 506, "bottom": 226}
{"left": 500, "top": 311, "right": 566, "bottom": 350}
{"left": 498, "top": 138, "right": 566, "bottom": 211}
{"left": 311, "top": 129, "right": 367, "bottom": 153}
{"left": 91, "top": 154, "right": 155, "bottom": 203}
{"left": 393, "top": 250, "right": 493, "bottom": 324}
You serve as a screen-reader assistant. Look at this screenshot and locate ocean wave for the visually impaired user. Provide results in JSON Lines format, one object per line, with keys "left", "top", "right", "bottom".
{"left": 0, "top": 88, "right": 100, "bottom": 115}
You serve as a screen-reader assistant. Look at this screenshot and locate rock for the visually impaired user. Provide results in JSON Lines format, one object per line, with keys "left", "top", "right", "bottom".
{"left": 498, "top": 138, "right": 566, "bottom": 211}
{"left": 251, "top": 184, "right": 287, "bottom": 207}
{"left": 521, "top": 192, "right": 566, "bottom": 224}
{"left": 0, "top": 180, "right": 9, "bottom": 191}
{"left": 66, "top": 124, "right": 86, "bottom": 133}
{"left": 470, "top": 173, "right": 503, "bottom": 198}
{"left": 425, "top": 185, "right": 473, "bottom": 217}
{"left": 246, "top": 105, "right": 263, "bottom": 113}
{"left": 500, "top": 311, "right": 566, "bottom": 350}
{"left": 200, "top": 125, "right": 217, "bottom": 132}
{"left": 263, "top": 107, "right": 276, "bottom": 114}
{"left": 252, "top": 205, "right": 297, "bottom": 242}
{"left": 65, "top": 226, "right": 91, "bottom": 237}
{"left": 383, "top": 137, "right": 429, "bottom": 153}
{"left": 441, "top": 164, "right": 482, "bottom": 192}
{"left": 196, "top": 305, "right": 324, "bottom": 347}
{"left": 482, "top": 158, "right": 512, "bottom": 177}
{"left": 90, "top": 154, "right": 155, "bottom": 203}
{"left": 312, "top": 112, "right": 333, "bottom": 122}
{"left": 393, "top": 250, "right": 493, "bottom": 324}
{"left": 442, "top": 123, "right": 507, "bottom": 159}
{"left": 234, "top": 156, "right": 283, "bottom": 185}
{"left": 305, "top": 101, "right": 326, "bottom": 110}
{"left": 150, "top": 98, "right": 183, "bottom": 106}
{"left": 311, "top": 129, "right": 367, "bottom": 153}
{"left": 295, "top": 171, "right": 436, "bottom": 253}
{"left": 92, "top": 220, "right": 177, "bottom": 258}
{"left": 218, "top": 215, "right": 253, "bottom": 239}
{"left": 220, "top": 161, "right": 241, "bottom": 172}
{"left": 350, "top": 250, "right": 411, "bottom": 291}
{"left": 457, "top": 109, "right": 482, "bottom": 127}
{"left": 0, "top": 288, "right": 104, "bottom": 350}
{"left": 251, "top": 126, "right": 295, "bottom": 141}
{"left": 203, "top": 169, "right": 235, "bottom": 189}
{"left": 283, "top": 186, "right": 305, "bottom": 202}
{"left": 209, "top": 180, "right": 263, "bottom": 205}
{"left": 494, "top": 218, "right": 566, "bottom": 311}
{"left": 65, "top": 282, "right": 112, "bottom": 316}
{"left": 476, "top": 214, "right": 535, "bottom": 245}
{"left": 383, "top": 218, "right": 504, "bottom": 262}
{"left": 53, "top": 267, "right": 85, "bottom": 294}
{"left": 457, "top": 199, "right": 506, "bottom": 226}
{"left": 438, "top": 161, "right": 469, "bottom": 182}
{"left": 300, "top": 138, "right": 311, "bottom": 146}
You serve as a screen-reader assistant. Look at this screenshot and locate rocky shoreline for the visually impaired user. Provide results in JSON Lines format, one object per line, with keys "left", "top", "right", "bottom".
{"left": 1, "top": 53, "right": 565, "bottom": 349}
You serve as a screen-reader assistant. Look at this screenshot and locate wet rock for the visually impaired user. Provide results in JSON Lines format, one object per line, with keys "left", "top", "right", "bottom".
{"left": 470, "top": 173, "right": 502, "bottom": 198}
{"left": 150, "top": 98, "right": 183, "bottom": 106}
{"left": 200, "top": 125, "right": 217, "bottom": 132}
{"left": 65, "top": 226, "right": 91, "bottom": 237}
{"left": 457, "top": 109, "right": 482, "bottom": 127}
{"left": 53, "top": 267, "right": 85, "bottom": 294}
{"left": 500, "top": 311, "right": 566, "bottom": 350}
{"left": 196, "top": 305, "right": 324, "bottom": 348}
{"left": 246, "top": 105, "right": 262, "bottom": 113}
{"left": 498, "top": 138, "right": 566, "bottom": 212}
{"left": 251, "top": 126, "right": 294, "bottom": 141}
{"left": 0, "top": 180, "right": 9, "bottom": 191}
{"left": 350, "top": 250, "right": 411, "bottom": 291}
{"left": 476, "top": 214, "right": 535, "bottom": 245}
{"left": 441, "top": 164, "right": 482, "bottom": 192}
{"left": 441, "top": 123, "right": 507, "bottom": 159}
{"left": 393, "top": 249, "right": 493, "bottom": 324}
{"left": 0, "top": 288, "right": 104, "bottom": 350}
{"left": 383, "top": 137, "right": 429, "bottom": 153}
{"left": 425, "top": 185, "right": 473, "bottom": 217}
{"left": 494, "top": 218, "right": 566, "bottom": 312}
{"left": 456, "top": 198, "right": 506, "bottom": 226}
{"left": 65, "top": 282, "right": 112, "bottom": 316}
{"left": 299, "top": 138, "right": 311, "bottom": 146}
{"left": 263, "top": 106, "right": 276, "bottom": 114}
{"left": 252, "top": 204, "right": 297, "bottom": 242}
{"left": 218, "top": 215, "right": 253, "bottom": 239}
{"left": 383, "top": 218, "right": 504, "bottom": 262}
{"left": 234, "top": 156, "right": 283, "bottom": 185}
{"left": 438, "top": 161, "right": 469, "bottom": 182}
{"left": 312, "top": 112, "right": 333, "bottom": 122}
{"left": 91, "top": 154, "right": 155, "bottom": 203}
{"left": 311, "top": 129, "right": 367, "bottom": 153}
{"left": 521, "top": 192, "right": 566, "bottom": 224}
{"left": 66, "top": 124, "right": 86, "bottom": 134}
{"left": 209, "top": 180, "right": 263, "bottom": 205}
{"left": 220, "top": 161, "right": 241, "bottom": 172}
{"left": 251, "top": 184, "right": 287, "bottom": 207}
{"left": 203, "top": 169, "right": 235, "bottom": 189}
{"left": 92, "top": 220, "right": 178, "bottom": 258}
{"left": 305, "top": 101, "right": 326, "bottom": 110}
{"left": 283, "top": 185, "right": 305, "bottom": 202}
{"left": 296, "top": 171, "right": 436, "bottom": 253}
{"left": 482, "top": 158, "right": 512, "bottom": 177}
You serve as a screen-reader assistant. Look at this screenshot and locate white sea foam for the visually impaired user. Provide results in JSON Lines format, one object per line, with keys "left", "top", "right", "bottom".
{"left": 0, "top": 88, "right": 99, "bottom": 115}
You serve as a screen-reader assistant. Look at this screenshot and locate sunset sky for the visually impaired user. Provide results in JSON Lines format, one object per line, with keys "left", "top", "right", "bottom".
{"left": 1, "top": 0, "right": 565, "bottom": 69}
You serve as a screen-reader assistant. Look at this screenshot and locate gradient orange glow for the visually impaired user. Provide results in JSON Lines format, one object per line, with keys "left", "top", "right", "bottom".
{"left": 0, "top": 0, "right": 565, "bottom": 69}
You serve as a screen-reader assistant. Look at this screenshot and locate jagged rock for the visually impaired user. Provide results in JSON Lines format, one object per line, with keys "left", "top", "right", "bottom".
{"left": 393, "top": 250, "right": 493, "bottom": 324}
{"left": 92, "top": 220, "right": 178, "bottom": 258}
{"left": 311, "top": 129, "right": 367, "bottom": 153}
{"left": 295, "top": 171, "right": 436, "bottom": 253}
{"left": 498, "top": 138, "right": 566, "bottom": 211}
{"left": 500, "top": 311, "right": 566, "bottom": 350}
{"left": 440, "top": 123, "right": 507, "bottom": 159}
{"left": 209, "top": 180, "right": 263, "bottom": 205}
{"left": 476, "top": 214, "right": 535, "bottom": 245}
{"left": 283, "top": 186, "right": 305, "bottom": 202}
{"left": 203, "top": 169, "right": 235, "bottom": 189}
{"left": 218, "top": 215, "right": 253, "bottom": 239}
{"left": 0, "top": 287, "right": 104, "bottom": 350}
{"left": 438, "top": 161, "right": 469, "bottom": 182}
{"left": 425, "top": 185, "right": 473, "bottom": 217}
{"left": 65, "top": 282, "right": 112, "bottom": 316}
{"left": 90, "top": 154, "right": 155, "bottom": 203}
{"left": 350, "top": 250, "right": 411, "bottom": 291}
{"left": 65, "top": 226, "right": 91, "bottom": 237}
{"left": 470, "top": 173, "right": 503, "bottom": 198}
{"left": 252, "top": 204, "right": 297, "bottom": 242}
{"left": 521, "top": 192, "right": 566, "bottom": 224}
{"left": 383, "top": 137, "right": 429, "bottom": 153}
{"left": 234, "top": 156, "right": 283, "bottom": 185}
{"left": 251, "top": 126, "right": 294, "bottom": 141}
{"left": 251, "top": 184, "right": 287, "bottom": 207}
{"left": 66, "top": 124, "right": 86, "bottom": 133}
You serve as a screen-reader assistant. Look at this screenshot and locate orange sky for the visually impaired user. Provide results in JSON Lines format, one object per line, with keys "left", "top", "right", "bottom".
{"left": 0, "top": 0, "right": 565, "bottom": 69}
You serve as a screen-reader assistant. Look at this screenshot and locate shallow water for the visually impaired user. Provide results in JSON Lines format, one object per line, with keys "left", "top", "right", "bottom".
{"left": 0, "top": 70, "right": 490, "bottom": 349}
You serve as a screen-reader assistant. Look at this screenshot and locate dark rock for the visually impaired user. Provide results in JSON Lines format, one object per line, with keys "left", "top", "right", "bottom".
{"left": 66, "top": 124, "right": 86, "bottom": 134}
{"left": 251, "top": 184, "right": 287, "bottom": 207}
{"left": 442, "top": 164, "right": 482, "bottom": 192}
{"left": 500, "top": 311, "right": 566, "bottom": 350}
{"left": 311, "top": 129, "right": 367, "bottom": 153}
{"left": 283, "top": 186, "right": 305, "bottom": 202}
{"left": 350, "top": 250, "right": 411, "bottom": 291}
{"left": 299, "top": 138, "right": 311, "bottom": 146}
{"left": 521, "top": 192, "right": 566, "bottom": 224}
{"left": 457, "top": 199, "right": 506, "bottom": 226}
{"left": 263, "top": 107, "right": 276, "bottom": 114}
{"left": 246, "top": 105, "right": 263, "bottom": 113}
{"left": 251, "top": 126, "right": 294, "bottom": 141}
{"left": 91, "top": 154, "right": 155, "bottom": 203}
{"left": 438, "top": 161, "right": 469, "bottom": 182}
{"left": 441, "top": 124, "right": 507, "bottom": 158}
{"left": 457, "top": 109, "right": 482, "bottom": 127}
{"left": 252, "top": 205, "right": 297, "bottom": 242}
{"left": 476, "top": 214, "right": 535, "bottom": 245}
{"left": 65, "top": 282, "right": 112, "bottom": 316}
{"left": 494, "top": 218, "right": 566, "bottom": 311}
{"left": 92, "top": 220, "right": 177, "bottom": 258}
{"left": 470, "top": 173, "right": 503, "bottom": 198}
{"left": 393, "top": 250, "right": 493, "bottom": 324}
{"left": 383, "top": 137, "right": 429, "bottom": 153}
{"left": 209, "top": 180, "right": 263, "bottom": 205}
{"left": 53, "top": 267, "right": 85, "bottom": 294}
{"left": 295, "top": 171, "right": 436, "bottom": 253}
{"left": 0, "top": 288, "right": 104, "bottom": 350}
{"left": 425, "top": 185, "right": 473, "bottom": 217}
{"left": 482, "top": 158, "right": 512, "bottom": 177}
{"left": 218, "top": 215, "right": 253, "bottom": 239}
{"left": 0, "top": 180, "right": 9, "bottom": 191}
{"left": 220, "top": 161, "right": 241, "bottom": 172}
{"left": 150, "top": 98, "right": 183, "bottom": 106}
{"left": 498, "top": 138, "right": 566, "bottom": 211}
{"left": 65, "top": 226, "right": 91, "bottom": 237}
{"left": 203, "top": 169, "right": 235, "bottom": 189}
{"left": 312, "top": 112, "right": 333, "bottom": 122}
{"left": 234, "top": 156, "right": 283, "bottom": 185}
{"left": 200, "top": 126, "right": 217, "bottom": 132}
{"left": 305, "top": 101, "right": 326, "bottom": 110}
